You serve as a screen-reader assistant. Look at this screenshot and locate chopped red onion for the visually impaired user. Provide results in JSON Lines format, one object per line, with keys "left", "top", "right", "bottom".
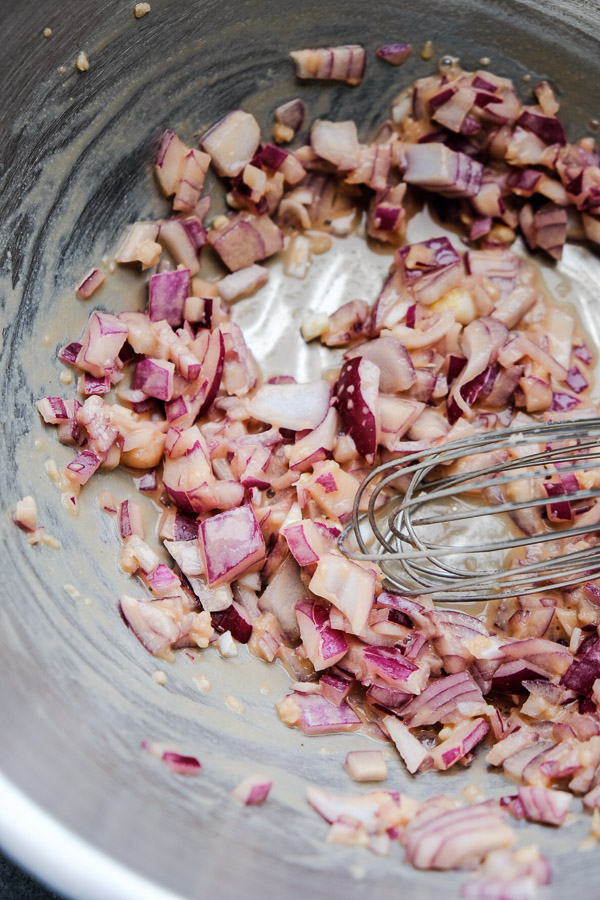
{"left": 515, "top": 786, "right": 572, "bottom": 825}
{"left": 561, "top": 638, "right": 600, "bottom": 695}
{"left": 345, "top": 750, "right": 387, "bottom": 782}
{"left": 295, "top": 599, "right": 348, "bottom": 670}
{"left": 119, "top": 499, "right": 144, "bottom": 540}
{"left": 345, "top": 336, "right": 415, "bottom": 393}
{"left": 543, "top": 481, "right": 573, "bottom": 522}
{"left": 161, "top": 751, "right": 202, "bottom": 775}
{"left": 217, "top": 264, "right": 269, "bottom": 303}
{"left": 517, "top": 109, "right": 566, "bottom": 147}
{"left": 155, "top": 130, "right": 189, "bottom": 196}
{"left": 311, "top": 119, "right": 361, "bottom": 170}
{"left": 76, "top": 268, "right": 105, "bottom": 299}
{"left": 159, "top": 219, "right": 202, "bottom": 274}
{"left": 76, "top": 312, "right": 129, "bottom": 379}
{"left": 403, "top": 143, "right": 484, "bottom": 198}
{"left": 210, "top": 601, "right": 252, "bottom": 643}
{"left": 384, "top": 715, "right": 431, "bottom": 774}
{"left": 35, "top": 58, "right": 600, "bottom": 892}
{"left": 335, "top": 357, "right": 380, "bottom": 463}
{"left": 148, "top": 269, "right": 190, "bottom": 328}
{"left": 289, "top": 690, "right": 362, "bottom": 735}
{"left": 320, "top": 670, "right": 354, "bottom": 707}
{"left": 82, "top": 373, "right": 111, "bottom": 395}
{"left": 574, "top": 342, "right": 593, "bottom": 365}
{"left": 208, "top": 212, "right": 283, "bottom": 272}
{"left": 65, "top": 449, "right": 102, "bottom": 485}
{"left": 59, "top": 342, "right": 83, "bottom": 365}
{"left": 309, "top": 552, "right": 375, "bottom": 635}
{"left": 13, "top": 496, "right": 38, "bottom": 533}
{"left": 132, "top": 357, "right": 174, "bottom": 401}
{"left": 144, "top": 564, "right": 180, "bottom": 599}
{"left": 232, "top": 773, "right": 273, "bottom": 805}
{"left": 247, "top": 379, "right": 331, "bottom": 432}
{"left": 200, "top": 110, "right": 261, "bottom": 177}
{"left": 274, "top": 98, "right": 305, "bottom": 134}
{"left": 430, "top": 718, "right": 489, "bottom": 770}
{"left": 565, "top": 365, "right": 588, "bottom": 393}
{"left": 289, "top": 45, "right": 366, "bottom": 85}
{"left": 401, "top": 671, "right": 487, "bottom": 728}
{"left": 120, "top": 594, "right": 179, "bottom": 657}
{"left": 376, "top": 43, "right": 412, "bottom": 65}
{"left": 283, "top": 519, "right": 330, "bottom": 566}
{"left": 404, "top": 802, "right": 515, "bottom": 870}
{"left": 199, "top": 504, "right": 266, "bottom": 587}
{"left": 173, "top": 150, "right": 210, "bottom": 214}
{"left": 550, "top": 390, "right": 581, "bottom": 412}
{"left": 37, "top": 397, "right": 70, "bottom": 424}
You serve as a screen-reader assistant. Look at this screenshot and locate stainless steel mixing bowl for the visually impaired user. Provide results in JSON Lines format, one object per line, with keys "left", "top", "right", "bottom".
{"left": 2, "top": 1, "right": 600, "bottom": 897}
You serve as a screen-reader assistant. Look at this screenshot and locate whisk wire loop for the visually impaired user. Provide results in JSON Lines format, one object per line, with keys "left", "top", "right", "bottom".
{"left": 339, "top": 417, "right": 600, "bottom": 602}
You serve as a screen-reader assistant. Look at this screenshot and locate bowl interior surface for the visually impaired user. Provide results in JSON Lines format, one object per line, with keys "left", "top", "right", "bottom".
{"left": 2, "top": 1, "right": 600, "bottom": 898}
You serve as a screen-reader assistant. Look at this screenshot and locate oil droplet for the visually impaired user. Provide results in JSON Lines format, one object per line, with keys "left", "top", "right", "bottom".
{"left": 420, "top": 40, "right": 433, "bottom": 61}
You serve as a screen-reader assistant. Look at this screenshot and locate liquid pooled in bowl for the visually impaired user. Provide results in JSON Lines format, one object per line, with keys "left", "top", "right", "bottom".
{"left": 19, "top": 46, "right": 600, "bottom": 896}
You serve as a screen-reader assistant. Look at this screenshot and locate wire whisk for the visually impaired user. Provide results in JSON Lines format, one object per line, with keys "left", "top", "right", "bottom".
{"left": 339, "top": 418, "right": 600, "bottom": 602}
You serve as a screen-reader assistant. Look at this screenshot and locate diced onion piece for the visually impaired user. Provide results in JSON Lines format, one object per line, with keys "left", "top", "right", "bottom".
{"left": 335, "top": 357, "right": 380, "bottom": 463}
{"left": 155, "top": 130, "right": 188, "bottom": 196}
{"left": 383, "top": 716, "right": 431, "bottom": 774}
{"left": 247, "top": 379, "right": 330, "bottom": 431}
{"left": 516, "top": 786, "right": 572, "bottom": 825}
{"left": 290, "top": 45, "right": 366, "bottom": 85}
{"left": 344, "top": 750, "right": 388, "bottom": 782}
{"left": 161, "top": 752, "right": 202, "bottom": 775}
{"left": 217, "top": 264, "right": 269, "bottom": 303}
{"left": 404, "top": 802, "right": 515, "bottom": 870}
{"left": 199, "top": 505, "right": 266, "bottom": 587}
{"left": 200, "top": 110, "right": 261, "bottom": 177}
{"left": 376, "top": 43, "right": 412, "bottom": 65}
{"left": 295, "top": 599, "right": 348, "bottom": 671}
{"left": 309, "top": 552, "right": 375, "bottom": 635}
{"left": 148, "top": 269, "right": 190, "bottom": 328}
{"left": 76, "top": 268, "right": 105, "bottom": 299}
{"left": 118, "top": 499, "right": 144, "bottom": 540}
{"left": 274, "top": 98, "right": 305, "bottom": 133}
{"left": 13, "top": 496, "right": 38, "bottom": 532}
{"left": 76, "top": 312, "right": 129, "bottom": 378}
{"left": 311, "top": 119, "right": 361, "bottom": 169}
{"left": 232, "top": 774, "right": 273, "bottom": 805}
{"left": 430, "top": 718, "right": 489, "bottom": 770}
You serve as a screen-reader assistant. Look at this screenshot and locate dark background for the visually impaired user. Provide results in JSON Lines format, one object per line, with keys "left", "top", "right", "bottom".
{"left": 0, "top": 851, "right": 64, "bottom": 900}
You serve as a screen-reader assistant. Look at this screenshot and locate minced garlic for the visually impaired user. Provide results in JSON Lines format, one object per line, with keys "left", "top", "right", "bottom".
{"left": 75, "top": 51, "right": 89, "bottom": 73}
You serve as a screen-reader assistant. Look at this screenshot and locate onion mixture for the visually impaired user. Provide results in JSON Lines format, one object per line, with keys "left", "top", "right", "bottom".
{"left": 31, "top": 45, "right": 600, "bottom": 897}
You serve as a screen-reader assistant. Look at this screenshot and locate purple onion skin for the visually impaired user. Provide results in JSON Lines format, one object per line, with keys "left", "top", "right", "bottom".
{"left": 561, "top": 638, "right": 600, "bottom": 695}
{"left": 274, "top": 98, "right": 305, "bottom": 133}
{"left": 550, "top": 391, "right": 581, "bottom": 412}
{"left": 565, "top": 366, "right": 588, "bottom": 394}
{"left": 517, "top": 110, "right": 566, "bottom": 146}
{"left": 376, "top": 43, "right": 413, "bottom": 66}
{"left": 211, "top": 602, "right": 252, "bottom": 643}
